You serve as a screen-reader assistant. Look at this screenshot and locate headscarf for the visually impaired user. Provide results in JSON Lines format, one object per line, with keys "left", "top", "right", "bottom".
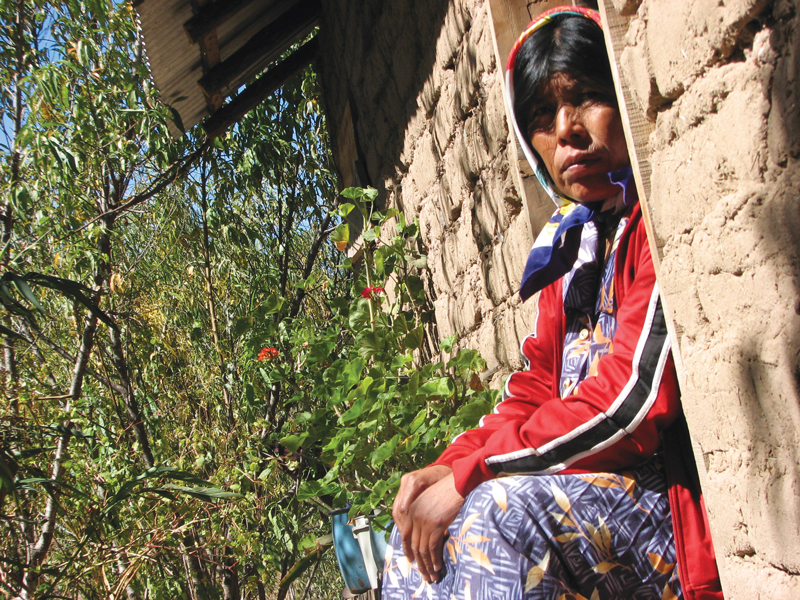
{"left": 504, "top": 7, "right": 636, "bottom": 301}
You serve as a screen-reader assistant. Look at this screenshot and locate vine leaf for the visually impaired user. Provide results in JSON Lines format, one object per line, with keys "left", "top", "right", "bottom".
{"left": 550, "top": 482, "right": 571, "bottom": 513}
{"left": 490, "top": 480, "right": 507, "bottom": 513}
{"left": 550, "top": 510, "right": 577, "bottom": 529}
{"left": 592, "top": 561, "right": 617, "bottom": 574}
{"left": 467, "top": 546, "right": 495, "bottom": 574}
{"left": 459, "top": 512, "right": 481, "bottom": 536}
{"left": 524, "top": 550, "right": 550, "bottom": 591}
{"left": 446, "top": 539, "right": 458, "bottom": 563}
{"left": 462, "top": 534, "right": 489, "bottom": 545}
{"left": 649, "top": 552, "right": 675, "bottom": 575}
{"left": 662, "top": 582, "right": 680, "bottom": 600}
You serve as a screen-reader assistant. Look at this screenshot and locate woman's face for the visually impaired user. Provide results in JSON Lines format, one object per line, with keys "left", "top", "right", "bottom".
{"left": 527, "top": 73, "right": 629, "bottom": 204}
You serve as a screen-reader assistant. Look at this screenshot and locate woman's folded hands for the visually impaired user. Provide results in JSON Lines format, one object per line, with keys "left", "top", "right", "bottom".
{"left": 392, "top": 464, "right": 465, "bottom": 583}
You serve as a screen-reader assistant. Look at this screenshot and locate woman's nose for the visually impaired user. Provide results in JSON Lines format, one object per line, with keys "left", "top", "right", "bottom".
{"left": 555, "top": 105, "right": 587, "bottom": 144}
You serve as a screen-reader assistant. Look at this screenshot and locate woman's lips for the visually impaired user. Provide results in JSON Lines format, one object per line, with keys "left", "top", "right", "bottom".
{"left": 561, "top": 155, "right": 602, "bottom": 176}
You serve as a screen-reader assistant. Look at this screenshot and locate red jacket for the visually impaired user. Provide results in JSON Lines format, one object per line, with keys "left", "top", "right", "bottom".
{"left": 432, "top": 203, "right": 723, "bottom": 600}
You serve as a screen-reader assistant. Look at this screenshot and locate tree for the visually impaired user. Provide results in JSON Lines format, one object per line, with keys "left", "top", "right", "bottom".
{"left": 0, "top": 2, "right": 494, "bottom": 598}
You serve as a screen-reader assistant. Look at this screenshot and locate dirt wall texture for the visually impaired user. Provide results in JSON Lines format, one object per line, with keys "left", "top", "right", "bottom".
{"left": 615, "top": 0, "right": 800, "bottom": 597}
{"left": 319, "top": 0, "right": 800, "bottom": 596}
{"left": 318, "top": 0, "right": 539, "bottom": 386}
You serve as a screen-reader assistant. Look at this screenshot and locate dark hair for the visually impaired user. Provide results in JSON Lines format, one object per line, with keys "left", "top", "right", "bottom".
{"left": 513, "top": 14, "right": 615, "bottom": 137}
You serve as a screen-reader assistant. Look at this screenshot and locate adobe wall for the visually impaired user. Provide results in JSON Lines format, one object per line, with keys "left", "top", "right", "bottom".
{"left": 615, "top": 0, "right": 800, "bottom": 596}
{"left": 318, "top": 0, "right": 542, "bottom": 385}
{"left": 319, "top": 0, "right": 800, "bottom": 596}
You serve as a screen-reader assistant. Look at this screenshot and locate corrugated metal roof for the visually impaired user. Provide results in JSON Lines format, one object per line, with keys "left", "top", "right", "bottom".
{"left": 136, "top": 0, "right": 297, "bottom": 137}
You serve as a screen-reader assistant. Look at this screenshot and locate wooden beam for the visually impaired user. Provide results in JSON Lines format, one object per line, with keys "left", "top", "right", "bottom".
{"left": 597, "top": 3, "right": 728, "bottom": 587}
{"left": 202, "top": 36, "right": 319, "bottom": 139}
{"left": 183, "top": 0, "right": 258, "bottom": 45}
{"left": 199, "top": 28, "right": 224, "bottom": 111}
{"left": 197, "top": 0, "right": 321, "bottom": 100}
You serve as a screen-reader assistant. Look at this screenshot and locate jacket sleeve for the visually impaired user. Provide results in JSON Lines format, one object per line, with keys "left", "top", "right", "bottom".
{"left": 432, "top": 220, "right": 681, "bottom": 497}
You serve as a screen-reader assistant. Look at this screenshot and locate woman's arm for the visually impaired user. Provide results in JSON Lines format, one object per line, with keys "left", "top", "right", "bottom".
{"left": 435, "top": 218, "right": 681, "bottom": 497}
{"left": 429, "top": 281, "right": 561, "bottom": 491}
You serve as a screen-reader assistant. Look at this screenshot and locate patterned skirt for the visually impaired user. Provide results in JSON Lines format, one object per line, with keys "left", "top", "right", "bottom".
{"left": 382, "top": 460, "right": 682, "bottom": 600}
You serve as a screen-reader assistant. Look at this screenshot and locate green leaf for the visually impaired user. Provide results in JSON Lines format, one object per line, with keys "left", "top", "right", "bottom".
{"left": 42, "top": 424, "right": 93, "bottom": 438}
{"left": 280, "top": 433, "right": 308, "bottom": 452}
{"left": 371, "top": 434, "right": 400, "bottom": 468}
{"left": 341, "top": 357, "right": 365, "bottom": 390}
{"left": 24, "top": 273, "right": 114, "bottom": 326}
{"left": 339, "top": 397, "right": 366, "bottom": 423}
{"left": 362, "top": 226, "right": 380, "bottom": 242}
{"left": 335, "top": 203, "right": 355, "bottom": 217}
{"left": 357, "top": 330, "right": 382, "bottom": 360}
{"left": 440, "top": 334, "right": 458, "bottom": 353}
{"left": 12, "top": 277, "right": 44, "bottom": 313}
{"left": 0, "top": 324, "right": 26, "bottom": 340}
{"left": 409, "top": 409, "right": 427, "bottom": 433}
{"left": 348, "top": 299, "right": 370, "bottom": 330}
{"left": 340, "top": 187, "right": 365, "bottom": 200}
{"left": 167, "top": 105, "right": 185, "bottom": 134}
{"left": 13, "top": 185, "right": 31, "bottom": 212}
{"left": 331, "top": 222, "right": 350, "bottom": 250}
{"left": 403, "top": 327, "right": 423, "bottom": 351}
{"left": 278, "top": 538, "right": 331, "bottom": 593}
{"left": 449, "top": 348, "right": 486, "bottom": 373}
{"left": 0, "top": 453, "right": 19, "bottom": 511}
{"left": 159, "top": 484, "right": 241, "bottom": 501}
{"left": 406, "top": 275, "right": 425, "bottom": 301}
{"left": 263, "top": 294, "right": 283, "bottom": 314}
{"left": 418, "top": 377, "right": 455, "bottom": 397}
{"left": 408, "top": 253, "right": 428, "bottom": 270}
{"left": 233, "top": 316, "right": 252, "bottom": 337}
{"left": 450, "top": 399, "right": 492, "bottom": 430}
{"left": 374, "top": 208, "right": 399, "bottom": 224}
{"left": 17, "top": 477, "right": 88, "bottom": 499}
{"left": 107, "top": 467, "right": 213, "bottom": 508}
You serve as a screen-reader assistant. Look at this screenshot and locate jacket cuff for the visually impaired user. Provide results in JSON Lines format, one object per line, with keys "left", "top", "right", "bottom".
{"left": 436, "top": 449, "right": 493, "bottom": 497}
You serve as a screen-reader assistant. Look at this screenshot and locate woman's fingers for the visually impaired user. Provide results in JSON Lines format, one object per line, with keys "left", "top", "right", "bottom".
{"left": 400, "top": 517, "right": 416, "bottom": 565}
{"left": 393, "top": 465, "right": 453, "bottom": 537}
{"left": 430, "top": 527, "right": 445, "bottom": 576}
{"left": 416, "top": 528, "right": 435, "bottom": 581}
{"left": 405, "top": 474, "right": 464, "bottom": 583}
{"left": 408, "top": 518, "right": 421, "bottom": 570}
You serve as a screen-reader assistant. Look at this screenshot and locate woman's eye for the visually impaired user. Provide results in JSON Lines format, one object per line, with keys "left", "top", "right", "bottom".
{"left": 579, "top": 91, "right": 601, "bottom": 104}
{"left": 579, "top": 90, "right": 615, "bottom": 107}
{"left": 528, "top": 106, "right": 554, "bottom": 129}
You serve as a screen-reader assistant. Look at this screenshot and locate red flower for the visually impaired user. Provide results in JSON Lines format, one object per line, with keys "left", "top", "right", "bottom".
{"left": 361, "top": 286, "right": 385, "bottom": 299}
{"left": 258, "top": 347, "right": 279, "bottom": 361}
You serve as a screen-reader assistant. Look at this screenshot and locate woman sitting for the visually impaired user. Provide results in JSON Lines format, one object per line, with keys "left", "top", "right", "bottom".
{"left": 383, "top": 7, "right": 723, "bottom": 600}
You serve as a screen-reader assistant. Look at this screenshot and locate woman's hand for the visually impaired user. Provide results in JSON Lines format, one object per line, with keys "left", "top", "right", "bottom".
{"left": 392, "top": 464, "right": 452, "bottom": 536}
{"left": 393, "top": 467, "right": 464, "bottom": 582}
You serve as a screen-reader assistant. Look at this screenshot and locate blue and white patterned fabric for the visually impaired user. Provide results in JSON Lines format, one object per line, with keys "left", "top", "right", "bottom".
{"left": 383, "top": 460, "right": 682, "bottom": 600}
{"left": 559, "top": 214, "right": 629, "bottom": 397}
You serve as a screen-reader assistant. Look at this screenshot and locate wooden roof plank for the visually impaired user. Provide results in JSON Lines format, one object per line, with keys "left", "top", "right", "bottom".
{"left": 197, "top": 0, "right": 321, "bottom": 98}
{"left": 203, "top": 36, "right": 318, "bottom": 139}
{"left": 183, "top": 0, "right": 259, "bottom": 44}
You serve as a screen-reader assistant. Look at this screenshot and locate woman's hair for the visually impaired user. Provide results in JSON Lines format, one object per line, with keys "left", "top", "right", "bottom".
{"left": 513, "top": 13, "right": 615, "bottom": 137}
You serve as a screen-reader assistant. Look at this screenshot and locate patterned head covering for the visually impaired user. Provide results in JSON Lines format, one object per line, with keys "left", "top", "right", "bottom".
{"left": 505, "top": 7, "right": 636, "bottom": 301}
{"left": 504, "top": 6, "right": 603, "bottom": 206}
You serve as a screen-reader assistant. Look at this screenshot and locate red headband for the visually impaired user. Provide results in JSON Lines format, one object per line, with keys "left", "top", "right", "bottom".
{"left": 506, "top": 6, "right": 603, "bottom": 74}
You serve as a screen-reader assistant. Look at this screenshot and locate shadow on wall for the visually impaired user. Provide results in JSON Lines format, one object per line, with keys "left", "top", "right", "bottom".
{"left": 737, "top": 0, "right": 800, "bottom": 571}
{"left": 318, "top": 0, "right": 451, "bottom": 194}
{"left": 318, "top": 0, "right": 541, "bottom": 376}
{"left": 317, "top": 0, "right": 453, "bottom": 348}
